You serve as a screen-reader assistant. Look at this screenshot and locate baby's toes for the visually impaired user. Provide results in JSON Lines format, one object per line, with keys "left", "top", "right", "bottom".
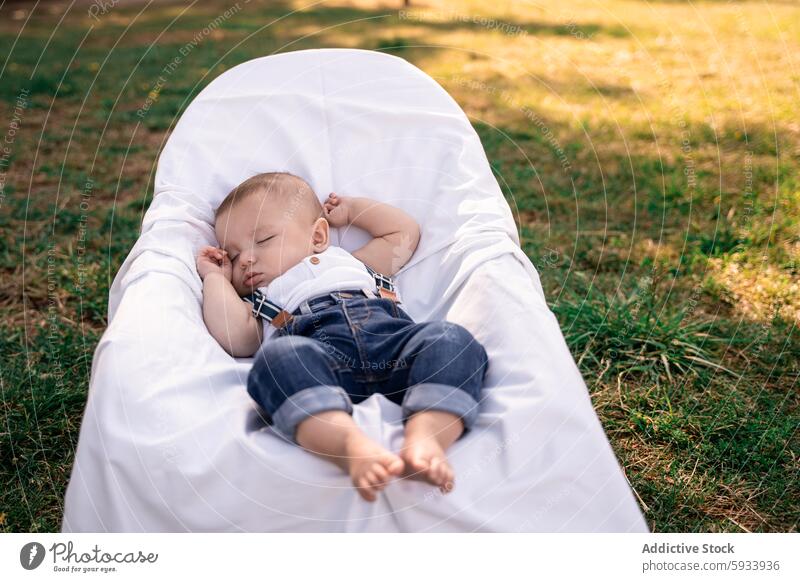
{"left": 404, "top": 451, "right": 430, "bottom": 473}
{"left": 355, "top": 476, "right": 377, "bottom": 502}
{"left": 365, "top": 469, "right": 390, "bottom": 493}
{"left": 380, "top": 454, "right": 406, "bottom": 475}
{"left": 437, "top": 459, "right": 455, "bottom": 490}
{"left": 364, "top": 470, "right": 379, "bottom": 488}
{"left": 387, "top": 456, "right": 405, "bottom": 476}
{"left": 440, "top": 466, "right": 455, "bottom": 493}
{"left": 371, "top": 463, "right": 390, "bottom": 486}
{"left": 429, "top": 457, "right": 447, "bottom": 486}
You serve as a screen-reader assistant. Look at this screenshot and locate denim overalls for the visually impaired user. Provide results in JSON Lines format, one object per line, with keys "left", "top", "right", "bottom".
{"left": 246, "top": 289, "right": 489, "bottom": 445}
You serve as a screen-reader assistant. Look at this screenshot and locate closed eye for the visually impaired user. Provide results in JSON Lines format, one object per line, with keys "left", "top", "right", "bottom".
{"left": 257, "top": 236, "right": 275, "bottom": 244}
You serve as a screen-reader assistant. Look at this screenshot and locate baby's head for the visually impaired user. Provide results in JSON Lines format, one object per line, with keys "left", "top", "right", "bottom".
{"left": 214, "top": 172, "right": 328, "bottom": 295}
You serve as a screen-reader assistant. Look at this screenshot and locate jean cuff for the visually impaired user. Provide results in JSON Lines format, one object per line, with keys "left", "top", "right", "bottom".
{"left": 271, "top": 385, "right": 353, "bottom": 444}
{"left": 401, "top": 382, "right": 480, "bottom": 439}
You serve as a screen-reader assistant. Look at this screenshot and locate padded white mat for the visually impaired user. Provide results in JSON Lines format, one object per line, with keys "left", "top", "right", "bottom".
{"left": 62, "top": 49, "right": 648, "bottom": 532}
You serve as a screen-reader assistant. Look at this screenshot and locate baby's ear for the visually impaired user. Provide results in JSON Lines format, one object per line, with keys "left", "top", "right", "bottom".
{"left": 311, "top": 216, "right": 329, "bottom": 249}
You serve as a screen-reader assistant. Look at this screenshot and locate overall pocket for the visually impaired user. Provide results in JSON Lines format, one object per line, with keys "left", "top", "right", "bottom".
{"left": 341, "top": 297, "right": 372, "bottom": 327}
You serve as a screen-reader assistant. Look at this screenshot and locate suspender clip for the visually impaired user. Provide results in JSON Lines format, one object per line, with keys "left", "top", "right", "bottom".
{"left": 244, "top": 289, "right": 294, "bottom": 329}
{"left": 365, "top": 264, "right": 401, "bottom": 303}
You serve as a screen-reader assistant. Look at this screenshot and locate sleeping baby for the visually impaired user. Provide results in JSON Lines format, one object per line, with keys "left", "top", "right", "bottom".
{"left": 195, "top": 172, "right": 489, "bottom": 502}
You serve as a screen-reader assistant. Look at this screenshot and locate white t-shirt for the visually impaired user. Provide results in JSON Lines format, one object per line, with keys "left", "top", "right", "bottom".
{"left": 255, "top": 245, "right": 389, "bottom": 343}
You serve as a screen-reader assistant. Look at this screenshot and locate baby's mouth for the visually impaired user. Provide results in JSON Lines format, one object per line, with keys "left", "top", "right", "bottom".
{"left": 243, "top": 272, "right": 262, "bottom": 287}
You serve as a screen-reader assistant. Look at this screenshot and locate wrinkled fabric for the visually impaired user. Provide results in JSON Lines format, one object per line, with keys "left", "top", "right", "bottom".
{"left": 62, "top": 49, "right": 648, "bottom": 532}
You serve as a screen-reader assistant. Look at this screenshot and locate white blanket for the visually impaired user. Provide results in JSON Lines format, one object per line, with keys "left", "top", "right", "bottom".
{"left": 62, "top": 49, "right": 648, "bottom": 532}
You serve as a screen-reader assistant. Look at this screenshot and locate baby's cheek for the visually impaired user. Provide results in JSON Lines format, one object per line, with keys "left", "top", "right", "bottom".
{"left": 274, "top": 257, "right": 290, "bottom": 274}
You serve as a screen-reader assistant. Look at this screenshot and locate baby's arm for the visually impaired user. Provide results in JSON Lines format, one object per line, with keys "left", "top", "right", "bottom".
{"left": 324, "top": 193, "right": 420, "bottom": 275}
{"left": 197, "top": 246, "right": 263, "bottom": 357}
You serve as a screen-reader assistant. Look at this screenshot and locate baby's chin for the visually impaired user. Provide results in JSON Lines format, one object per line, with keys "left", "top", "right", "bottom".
{"left": 237, "top": 274, "right": 275, "bottom": 295}
{"left": 238, "top": 282, "right": 266, "bottom": 295}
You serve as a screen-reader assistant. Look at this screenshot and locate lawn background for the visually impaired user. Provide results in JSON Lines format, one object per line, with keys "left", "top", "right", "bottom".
{"left": 0, "top": 0, "right": 798, "bottom": 532}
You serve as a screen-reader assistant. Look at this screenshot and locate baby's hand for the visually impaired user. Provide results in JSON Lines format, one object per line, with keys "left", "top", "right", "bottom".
{"left": 323, "top": 192, "right": 352, "bottom": 228}
{"left": 196, "top": 245, "right": 232, "bottom": 281}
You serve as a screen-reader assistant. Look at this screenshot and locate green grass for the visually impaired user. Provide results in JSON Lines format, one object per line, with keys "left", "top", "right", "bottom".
{"left": 0, "top": 0, "right": 798, "bottom": 532}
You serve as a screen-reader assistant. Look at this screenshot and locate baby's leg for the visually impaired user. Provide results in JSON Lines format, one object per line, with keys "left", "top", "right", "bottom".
{"left": 394, "top": 320, "right": 489, "bottom": 493}
{"left": 296, "top": 411, "right": 405, "bottom": 502}
{"left": 248, "top": 335, "right": 404, "bottom": 502}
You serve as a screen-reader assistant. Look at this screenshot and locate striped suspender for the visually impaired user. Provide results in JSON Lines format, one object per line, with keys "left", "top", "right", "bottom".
{"left": 243, "top": 289, "right": 293, "bottom": 328}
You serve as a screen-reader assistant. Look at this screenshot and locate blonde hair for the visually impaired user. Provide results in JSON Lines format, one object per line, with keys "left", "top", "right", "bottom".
{"left": 215, "top": 172, "right": 323, "bottom": 225}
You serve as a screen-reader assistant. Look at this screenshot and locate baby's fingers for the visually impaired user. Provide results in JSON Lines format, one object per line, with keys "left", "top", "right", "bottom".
{"left": 200, "top": 247, "right": 226, "bottom": 264}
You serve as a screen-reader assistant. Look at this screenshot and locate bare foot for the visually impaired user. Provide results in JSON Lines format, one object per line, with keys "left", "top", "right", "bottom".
{"left": 343, "top": 432, "right": 405, "bottom": 502}
{"left": 399, "top": 410, "right": 463, "bottom": 494}
{"left": 399, "top": 437, "right": 456, "bottom": 494}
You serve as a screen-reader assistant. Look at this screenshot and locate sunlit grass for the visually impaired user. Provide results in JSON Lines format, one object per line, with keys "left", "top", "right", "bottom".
{"left": 0, "top": 0, "right": 797, "bottom": 533}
